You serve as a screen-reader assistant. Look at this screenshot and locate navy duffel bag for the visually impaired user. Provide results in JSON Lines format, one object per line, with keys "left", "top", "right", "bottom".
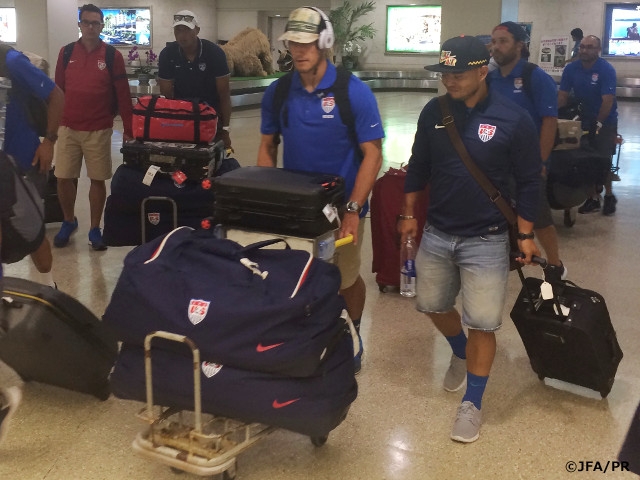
{"left": 103, "top": 227, "right": 348, "bottom": 377}
{"left": 110, "top": 334, "right": 357, "bottom": 438}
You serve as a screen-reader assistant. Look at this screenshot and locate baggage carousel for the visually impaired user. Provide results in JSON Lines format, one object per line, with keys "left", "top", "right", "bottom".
{"left": 129, "top": 70, "right": 640, "bottom": 106}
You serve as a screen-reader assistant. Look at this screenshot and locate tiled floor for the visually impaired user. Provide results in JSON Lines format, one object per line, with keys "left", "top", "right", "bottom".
{"left": 2, "top": 92, "right": 639, "bottom": 480}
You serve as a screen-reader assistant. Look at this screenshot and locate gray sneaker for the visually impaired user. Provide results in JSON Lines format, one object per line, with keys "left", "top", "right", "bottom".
{"left": 451, "top": 401, "right": 482, "bottom": 443}
{"left": 443, "top": 354, "right": 467, "bottom": 392}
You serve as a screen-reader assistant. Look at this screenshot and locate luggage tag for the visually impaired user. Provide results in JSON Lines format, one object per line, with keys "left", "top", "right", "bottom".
{"left": 171, "top": 170, "right": 187, "bottom": 188}
{"left": 323, "top": 204, "right": 339, "bottom": 224}
{"left": 142, "top": 165, "right": 161, "bottom": 186}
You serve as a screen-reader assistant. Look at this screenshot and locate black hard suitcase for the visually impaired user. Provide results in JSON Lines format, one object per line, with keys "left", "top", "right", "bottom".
{"left": 121, "top": 140, "right": 225, "bottom": 182}
{"left": 0, "top": 277, "right": 118, "bottom": 400}
{"left": 510, "top": 273, "right": 623, "bottom": 398}
{"left": 212, "top": 166, "right": 345, "bottom": 237}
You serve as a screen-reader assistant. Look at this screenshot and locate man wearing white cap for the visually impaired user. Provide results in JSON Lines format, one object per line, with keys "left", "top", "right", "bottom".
{"left": 257, "top": 6, "right": 384, "bottom": 375}
{"left": 158, "top": 10, "right": 232, "bottom": 148}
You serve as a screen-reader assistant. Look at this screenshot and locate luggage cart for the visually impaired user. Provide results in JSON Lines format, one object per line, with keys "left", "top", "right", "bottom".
{"left": 132, "top": 331, "right": 277, "bottom": 478}
{"left": 611, "top": 134, "right": 623, "bottom": 181}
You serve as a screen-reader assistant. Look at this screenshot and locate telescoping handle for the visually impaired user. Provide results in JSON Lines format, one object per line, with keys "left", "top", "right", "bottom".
{"left": 335, "top": 234, "right": 353, "bottom": 248}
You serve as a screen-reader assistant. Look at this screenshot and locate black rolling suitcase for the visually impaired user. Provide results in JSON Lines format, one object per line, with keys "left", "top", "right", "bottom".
{"left": 0, "top": 277, "right": 118, "bottom": 400}
{"left": 212, "top": 166, "right": 344, "bottom": 237}
{"left": 121, "top": 140, "right": 225, "bottom": 183}
{"left": 510, "top": 269, "right": 623, "bottom": 398}
{"left": 38, "top": 169, "right": 77, "bottom": 224}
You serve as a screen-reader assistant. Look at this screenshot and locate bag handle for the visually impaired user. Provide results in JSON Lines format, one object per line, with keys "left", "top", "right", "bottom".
{"left": 437, "top": 95, "right": 517, "bottom": 225}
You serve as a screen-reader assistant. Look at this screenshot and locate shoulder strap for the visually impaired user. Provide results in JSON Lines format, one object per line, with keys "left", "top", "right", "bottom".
{"left": 331, "top": 66, "right": 356, "bottom": 144}
{"left": 273, "top": 71, "right": 294, "bottom": 130}
{"left": 62, "top": 42, "right": 75, "bottom": 70}
{"left": 437, "top": 95, "right": 517, "bottom": 225}
{"left": 521, "top": 61, "right": 537, "bottom": 104}
{"left": 0, "top": 44, "right": 13, "bottom": 77}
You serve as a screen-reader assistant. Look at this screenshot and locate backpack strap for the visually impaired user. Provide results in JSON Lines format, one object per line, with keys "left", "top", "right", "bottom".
{"left": 62, "top": 42, "right": 75, "bottom": 70}
{"left": 0, "top": 43, "right": 13, "bottom": 77}
{"left": 272, "top": 66, "right": 362, "bottom": 160}
{"left": 521, "top": 61, "right": 537, "bottom": 105}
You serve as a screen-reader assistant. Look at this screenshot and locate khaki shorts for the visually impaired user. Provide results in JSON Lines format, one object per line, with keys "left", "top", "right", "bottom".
{"left": 54, "top": 127, "right": 113, "bottom": 180}
{"left": 334, "top": 219, "right": 365, "bottom": 290}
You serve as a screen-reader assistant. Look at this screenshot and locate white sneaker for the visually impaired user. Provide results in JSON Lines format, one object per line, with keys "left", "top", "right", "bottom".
{"left": 0, "top": 386, "right": 22, "bottom": 445}
{"left": 451, "top": 401, "right": 482, "bottom": 443}
{"left": 443, "top": 354, "right": 467, "bottom": 392}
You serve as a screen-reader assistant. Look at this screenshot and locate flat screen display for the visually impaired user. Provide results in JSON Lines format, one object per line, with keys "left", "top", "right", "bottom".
{"left": 386, "top": 5, "right": 442, "bottom": 54}
{"left": 603, "top": 3, "right": 640, "bottom": 56}
{"left": 0, "top": 8, "right": 17, "bottom": 44}
{"left": 78, "top": 7, "right": 151, "bottom": 46}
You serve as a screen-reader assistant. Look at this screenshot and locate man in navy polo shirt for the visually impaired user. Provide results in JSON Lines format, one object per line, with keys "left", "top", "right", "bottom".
{"left": 489, "top": 21, "right": 567, "bottom": 284}
{"left": 399, "top": 35, "right": 541, "bottom": 443}
{"left": 158, "top": 10, "right": 232, "bottom": 149}
{"left": 258, "top": 7, "right": 384, "bottom": 374}
{"left": 559, "top": 35, "right": 618, "bottom": 216}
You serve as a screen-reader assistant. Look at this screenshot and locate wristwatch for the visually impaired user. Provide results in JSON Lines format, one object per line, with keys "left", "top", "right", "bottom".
{"left": 517, "top": 231, "right": 535, "bottom": 240}
{"left": 346, "top": 200, "right": 361, "bottom": 214}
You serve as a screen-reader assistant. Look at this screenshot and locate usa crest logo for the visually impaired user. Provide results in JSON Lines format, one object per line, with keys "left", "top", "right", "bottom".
{"left": 97, "top": 60, "right": 106, "bottom": 70}
{"left": 514, "top": 78, "right": 523, "bottom": 90}
{"left": 199, "top": 63, "right": 206, "bottom": 72}
{"left": 478, "top": 124, "right": 496, "bottom": 142}
{"left": 322, "top": 96, "right": 335, "bottom": 113}
{"left": 591, "top": 73, "right": 599, "bottom": 83}
{"left": 188, "top": 299, "right": 210, "bottom": 325}
{"left": 147, "top": 212, "right": 160, "bottom": 225}
{"left": 201, "top": 361, "right": 223, "bottom": 378}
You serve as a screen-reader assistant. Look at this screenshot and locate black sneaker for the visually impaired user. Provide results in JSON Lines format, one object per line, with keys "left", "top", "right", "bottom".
{"left": 602, "top": 195, "right": 617, "bottom": 216}
{"left": 543, "top": 262, "right": 567, "bottom": 284}
{"left": 578, "top": 197, "right": 601, "bottom": 214}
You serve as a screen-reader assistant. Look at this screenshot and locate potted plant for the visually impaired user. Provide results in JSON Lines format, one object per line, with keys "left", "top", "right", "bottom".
{"left": 128, "top": 46, "right": 157, "bottom": 86}
{"left": 329, "top": 0, "right": 376, "bottom": 68}
{"left": 342, "top": 41, "right": 362, "bottom": 70}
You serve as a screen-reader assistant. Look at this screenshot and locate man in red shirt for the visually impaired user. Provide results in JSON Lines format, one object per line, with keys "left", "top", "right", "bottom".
{"left": 53, "top": 3, "right": 133, "bottom": 250}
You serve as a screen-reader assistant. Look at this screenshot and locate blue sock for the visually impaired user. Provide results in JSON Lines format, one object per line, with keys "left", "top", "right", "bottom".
{"left": 445, "top": 330, "right": 467, "bottom": 359}
{"left": 462, "top": 372, "right": 489, "bottom": 410}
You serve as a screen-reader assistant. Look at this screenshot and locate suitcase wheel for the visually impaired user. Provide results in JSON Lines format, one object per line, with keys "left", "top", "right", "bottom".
{"left": 563, "top": 208, "right": 576, "bottom": 227}
{"left": 377, "top": 283, "right": 399, "bottom": 294}
{"left": 537, "top": 373, "right": 545, "bottom": 381}
{"left": 311, "top": 435, "right": 328, "bottom": 447}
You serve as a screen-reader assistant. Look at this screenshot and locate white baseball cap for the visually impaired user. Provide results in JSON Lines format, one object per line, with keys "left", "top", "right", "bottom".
{"left": 173, "top": 10, "right": 198, "bottom": 29}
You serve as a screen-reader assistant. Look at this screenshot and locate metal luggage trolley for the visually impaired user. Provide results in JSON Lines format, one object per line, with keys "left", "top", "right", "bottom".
{"left": 131, "top": 234, "right": 354, "bottom": 477}
{"left": 132, "top": 331, "right": 276, "bottom": 479}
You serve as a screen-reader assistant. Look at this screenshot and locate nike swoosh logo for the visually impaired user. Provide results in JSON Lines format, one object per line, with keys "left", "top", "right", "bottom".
{"left": 256, "top": 342, "right": 284, "bottom": 352}
{"left": 69, "top": 60, "right": 76, "bottom": 63}
{"left": 434, "top": 124, "right": 445, "bottom": 129}
{"left": 370, "top": 123, "right": 379, "bottom": 128}
{"left": 272, "top": 398, "right": 300, "bottom": 409}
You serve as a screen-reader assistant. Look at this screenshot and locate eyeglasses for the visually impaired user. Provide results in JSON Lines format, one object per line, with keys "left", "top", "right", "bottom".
{"left": 174, "top": 14, "right": 195, "bottom": 22}
{"left": 79, "top": 20, "right": 103, "bottom": 28}
{"left": 579, "top": 45, "right": 598, "bottom": 50}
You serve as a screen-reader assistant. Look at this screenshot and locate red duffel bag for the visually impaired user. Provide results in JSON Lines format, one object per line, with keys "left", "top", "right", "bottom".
{"left": 132, "top": 96, "right": 218, "bottom": 144}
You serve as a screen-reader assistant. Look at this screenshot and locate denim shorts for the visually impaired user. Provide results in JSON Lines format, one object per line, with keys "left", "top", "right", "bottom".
{"left": 415, "top": 224, "right": 509, "bottom": 331}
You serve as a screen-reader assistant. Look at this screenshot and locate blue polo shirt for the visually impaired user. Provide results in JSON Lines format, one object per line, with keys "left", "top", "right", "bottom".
{"left": 260, "top": 61, "right": 385, "bottom": 215}
{"left": 559, "top": 57, "right": 618, "bottom": 129}
{"left": 158, "top": 38, "right": 229, "bottom": 113}
{"left": 3, "top": 49, "right": 56, "bottom": 172}
{"left": 489, "top": 59, "right": 558, "bottom": 133}
{"left": 405, "top": 91, "right": 541, "bottom": 237}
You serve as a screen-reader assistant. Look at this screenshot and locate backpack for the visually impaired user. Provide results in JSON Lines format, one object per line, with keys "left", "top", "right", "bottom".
{"left": 272, "top": 66, "right": 362, "bottom": 161}
{"left": 62, "top": 42, "right": 120, "bottom": 116}
{"left": 0, "top": 152, "right": 45, "bottom": 264}
{"left": 520, "top": 61, "right": 537, "bottom": 104}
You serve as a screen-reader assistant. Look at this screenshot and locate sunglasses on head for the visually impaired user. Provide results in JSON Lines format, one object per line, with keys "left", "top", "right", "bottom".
{"left": 174, "top": 14, "right": 195, "bottom": 22}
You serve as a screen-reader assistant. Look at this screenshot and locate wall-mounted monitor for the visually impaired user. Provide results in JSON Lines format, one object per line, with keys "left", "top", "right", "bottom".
{"left": 0, "top": 8, "right": 17, "bottom": 44}
{"left": 78, "top": 7, "right": 151, "bottom": 46}
{"left": 603, "top": 3, "right": 640, "bottom": 57}
{"left": 386, "top": 5, "right": 442, "bottom": 54}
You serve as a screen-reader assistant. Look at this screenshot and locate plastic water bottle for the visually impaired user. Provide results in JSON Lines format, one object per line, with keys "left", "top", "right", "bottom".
{"left": 400, "top": 236, "right": 417, "bottom": 297}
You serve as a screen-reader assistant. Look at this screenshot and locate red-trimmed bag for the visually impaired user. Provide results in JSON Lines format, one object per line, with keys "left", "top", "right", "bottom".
{"left": 132, "top": 95, "right": 218, "bottom": 144}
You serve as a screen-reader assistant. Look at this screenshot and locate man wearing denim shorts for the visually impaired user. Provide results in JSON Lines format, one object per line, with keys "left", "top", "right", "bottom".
{"left": 53, "top": 4, "right": 133, "bottom": 250}
{"left": 398, "top": 35, "right": 541, "bottom": 443}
